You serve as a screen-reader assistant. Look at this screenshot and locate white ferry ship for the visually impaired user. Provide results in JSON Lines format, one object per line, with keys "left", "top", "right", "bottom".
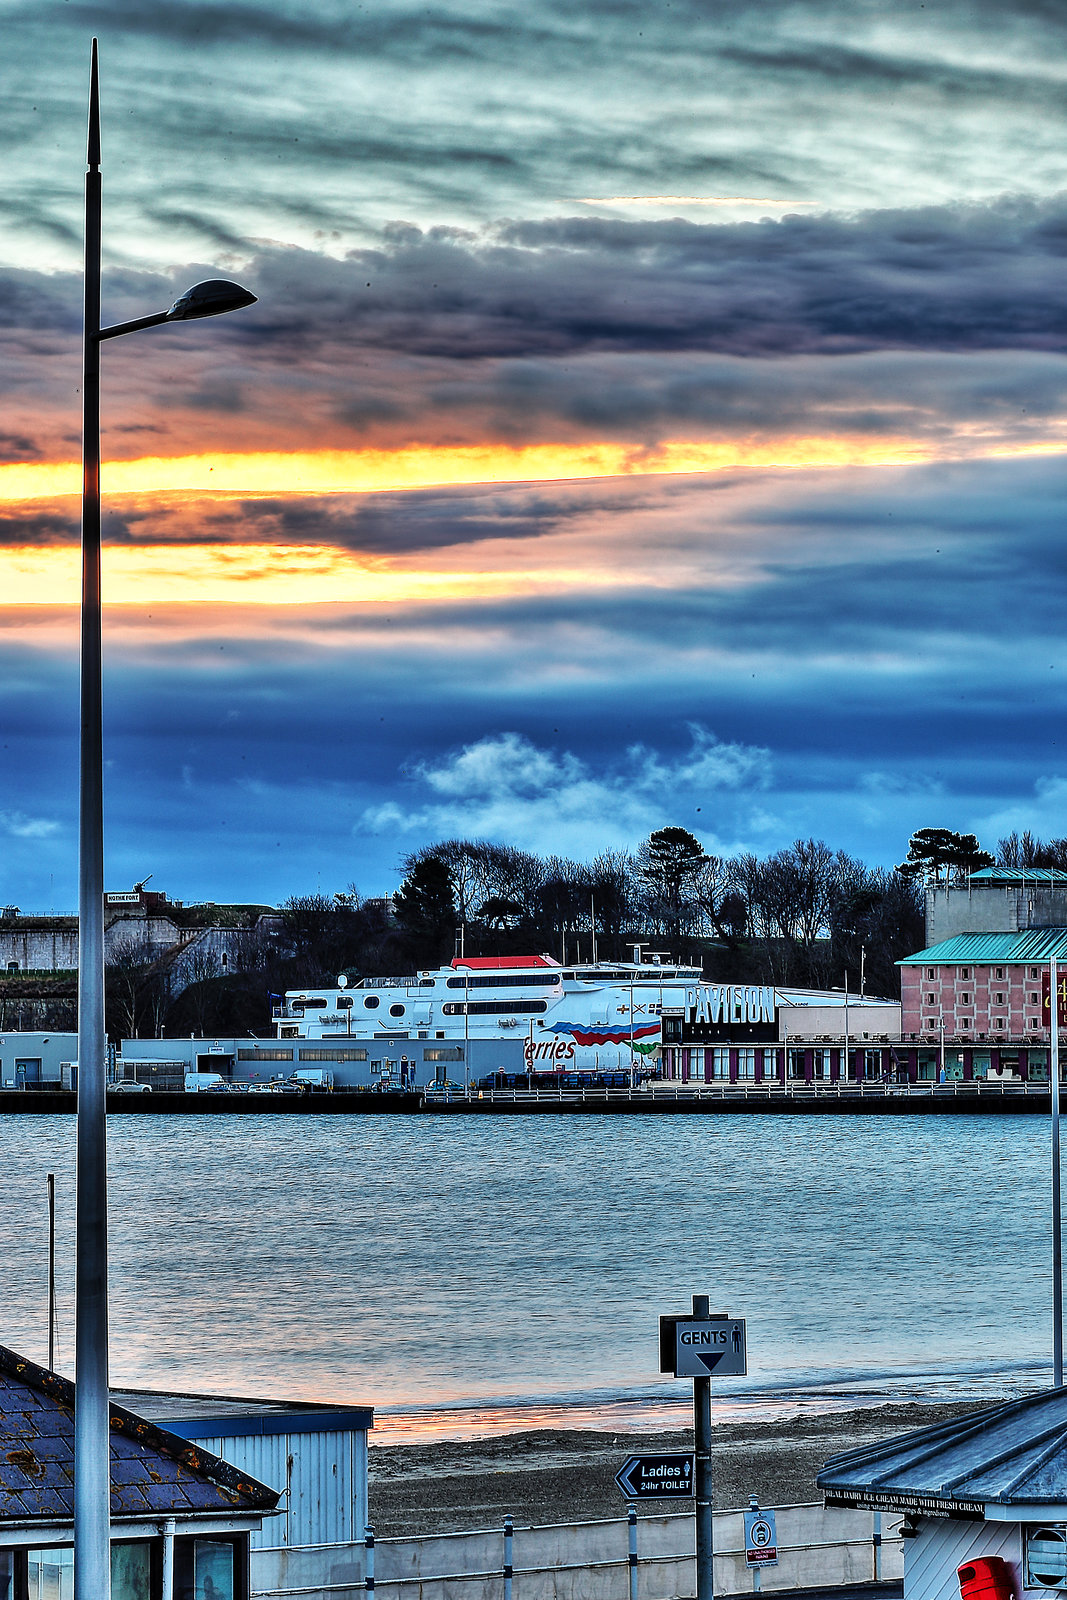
{"left": 272, "top": 951, "right": 702, "bottom": 1086}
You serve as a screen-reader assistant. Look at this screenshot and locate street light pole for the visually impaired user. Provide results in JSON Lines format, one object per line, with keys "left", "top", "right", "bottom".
{"left": 74, "top": 44, "right": 110, "bottom": 1600}
{"left": 74, "top": 42, "right": 256, "bottom": 1599}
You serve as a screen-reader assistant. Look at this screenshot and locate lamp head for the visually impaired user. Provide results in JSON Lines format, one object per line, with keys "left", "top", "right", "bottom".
{"left": 166, "top": 279, "right": 257, "bottom": 321}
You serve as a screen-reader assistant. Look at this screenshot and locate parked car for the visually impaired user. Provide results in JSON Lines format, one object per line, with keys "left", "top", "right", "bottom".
{"left": 111, "top": 1080, "right": 151, "bottom": 1093}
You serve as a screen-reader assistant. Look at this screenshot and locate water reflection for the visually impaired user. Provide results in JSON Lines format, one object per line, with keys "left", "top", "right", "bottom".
{"left": 0, "top": 1114, "right": 1055, "bottom": 1428}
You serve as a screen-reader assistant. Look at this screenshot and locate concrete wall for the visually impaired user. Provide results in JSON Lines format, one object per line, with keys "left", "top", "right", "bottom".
{"left": 926, "top": 885, "right": 1067, "bottom": 944}
{"left": 779, "top": 1004, "right": 900, "bottom": 1040}
{"left": 250, "top": 1503, "right": 902, "bottom": 1600}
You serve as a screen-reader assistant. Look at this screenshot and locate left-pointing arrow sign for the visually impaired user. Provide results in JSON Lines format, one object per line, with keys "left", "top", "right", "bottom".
{"left": 615, "top": 1453, "right": 696, "bottom": 1499}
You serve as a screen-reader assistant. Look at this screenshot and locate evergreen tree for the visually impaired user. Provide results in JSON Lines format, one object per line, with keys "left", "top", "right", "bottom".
{"left": 394, "top": 856, "right": 457, "bottom": 966}
{"left": 897, "top": 827, "right": 994, "bottom": 883}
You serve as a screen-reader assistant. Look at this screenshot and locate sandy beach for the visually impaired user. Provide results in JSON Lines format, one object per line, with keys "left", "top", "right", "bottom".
{"left": 368, "top": 1399, "right": 989, "bottom": 1536}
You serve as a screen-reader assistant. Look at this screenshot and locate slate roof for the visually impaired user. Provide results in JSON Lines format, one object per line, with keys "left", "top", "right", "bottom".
{"left": 0, "top": 1344, "right": 280, "bottom": 1523}
{"left": 818, "top": 1390, "right": 1067, "bottom": 1508}
{"left": 898, "top": 929, "right": 1067, "bottom": 966}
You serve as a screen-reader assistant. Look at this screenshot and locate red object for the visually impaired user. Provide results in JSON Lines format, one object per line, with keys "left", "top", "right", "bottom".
{"left": 958, "top": 1557, "right": 1015, "bottom": 1600}
{"left": 450, "top": 955, "right": 559, "bottom": 970}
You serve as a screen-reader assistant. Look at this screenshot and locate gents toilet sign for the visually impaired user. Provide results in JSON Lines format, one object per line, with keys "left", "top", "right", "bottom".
{"left": 660, "top": 1316, "right": 747, "bottom": 1377}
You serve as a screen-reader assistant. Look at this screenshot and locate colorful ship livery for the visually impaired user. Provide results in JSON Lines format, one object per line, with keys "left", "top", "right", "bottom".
{"left": 546, "top": 1019, "right": 662, "bottom": 1052}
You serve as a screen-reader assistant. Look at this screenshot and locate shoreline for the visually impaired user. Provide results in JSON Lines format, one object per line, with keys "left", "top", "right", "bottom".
{"left": 367, "top": 1397, "right": 993, "bottom": 1537}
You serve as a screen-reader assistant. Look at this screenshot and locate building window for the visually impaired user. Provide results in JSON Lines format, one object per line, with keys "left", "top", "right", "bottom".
{"left": 925, "top": 967, "right": 936, "bottom": 979}
{"left": 787, "top": 1049, "right": 806, "bottom": 1079}
{"left": 5, "top": 960, "right": 16, "bottom": 973}
{"left": 737, "top": 1048, "right": 756, "bottom": 1078}
{"left": 961, "top": 993, "right": 971, "bottom": 1004}
{"left": 813, "top": 1048, "right": 832, "bottom": 1079}
{"left": 761, "top": 1049, "right": 779, "bottom": 1078}
{"left": 712, "top": 1048, "right": 730, "bottom": 1079}
{"left": 26, "top": 1543, "right": 154, "bottom": 1600}
{"left": 176, "top": 1539, "right": 237, "bottom": 1600}
{"left": 926, "top": 992, "right": 936, "bottom": 1004}
{"left": 1029, "top": 1019, "right": 1041, "bottom": 1031}
{"left": 994, "top": 967, "right": 1005, "bottom": 979}
{"left": 298, "top": 1047, "right": 368, "bottom": 1061}
{"left": 995, "top": 992, "right": 1005, "bottom": 1005}
{"left": 1030, "top": 967, "right": 1041, "bottom": 979}
{"left": 237, "top": 1047, "right": 293, "bottom": 1060}
{"left": 958, "top": 967, "right": 971, "bottom": 979}
{"left": 425, "top": 1047, "right": 464, "bottom": 1061}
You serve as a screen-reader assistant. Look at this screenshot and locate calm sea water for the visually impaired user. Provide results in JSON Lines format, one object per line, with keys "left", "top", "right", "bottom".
{"left": 0, "top": 1114, "right": 1055, "bottom": 1438}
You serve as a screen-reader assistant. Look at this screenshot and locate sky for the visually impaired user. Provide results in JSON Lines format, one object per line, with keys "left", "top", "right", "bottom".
{"left": 3, "top": 0, "right": 1067, "bottom": 908}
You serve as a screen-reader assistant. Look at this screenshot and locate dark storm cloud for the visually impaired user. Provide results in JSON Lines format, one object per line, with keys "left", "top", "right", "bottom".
{"left": 2, "top": 450, "right": 1066, "bottom": 901}
{"left": 255, "top": 200, "right": 1067, "bottom": 361}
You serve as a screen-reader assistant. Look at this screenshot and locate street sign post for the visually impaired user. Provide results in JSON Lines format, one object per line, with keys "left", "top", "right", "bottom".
{"left": 615, "top": 1453, "right": 695, "bottom": 1500}
{"left": 660, "top": 1303, "right": 748, "bottom": 1600}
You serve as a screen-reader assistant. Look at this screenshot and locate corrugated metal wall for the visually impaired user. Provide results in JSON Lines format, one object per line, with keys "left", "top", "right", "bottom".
{"left": 907, "top": 1518, "right": 1022, "bottom": 1600}
{"left": 187, "top": 1428, "right": 368, "bottom": 1549}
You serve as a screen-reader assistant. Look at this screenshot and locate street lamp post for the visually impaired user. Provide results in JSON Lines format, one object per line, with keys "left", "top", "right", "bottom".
{"left": 75, "top": 41, "right": 256, "bottom": 1599}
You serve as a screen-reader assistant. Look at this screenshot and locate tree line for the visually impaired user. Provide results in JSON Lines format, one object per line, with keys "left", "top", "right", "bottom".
{"left": 97, "top": 821, "right": 1059, "bottom": 1037}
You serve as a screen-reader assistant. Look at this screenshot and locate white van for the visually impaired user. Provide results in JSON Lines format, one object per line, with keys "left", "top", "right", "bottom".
{"left": 290, "top": 1067, "right": 334, "bottom": 1090}
{"left": 184, "top": 1071, "right": 228, "bottom": 1093}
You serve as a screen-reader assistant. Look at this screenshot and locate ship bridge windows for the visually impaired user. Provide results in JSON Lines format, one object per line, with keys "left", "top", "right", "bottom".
{"left": 389, "top": 1003, "right": 405, "bottom": 1017}
{"left": 337, "top": 996, "right": 353, "bottom": 1010}
{"left": 446, "top": 973, "right": 561, "bottom": 989}
{"left": 293, "top": 997, "right": 328, "bottom": 1010}
{"left": 443, "top": 1000, "right": 549, "bottom": 1016}
{"left": 363, "top": 996, "right": 380, "bottom": 1009}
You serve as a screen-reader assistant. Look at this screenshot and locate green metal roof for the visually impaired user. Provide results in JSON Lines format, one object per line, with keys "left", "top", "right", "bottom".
{"left": 899, "top": 928, "right": 1067, "bottom": 965}
{"left": 968, "top": 867, "right": 1067, "bottom": 884}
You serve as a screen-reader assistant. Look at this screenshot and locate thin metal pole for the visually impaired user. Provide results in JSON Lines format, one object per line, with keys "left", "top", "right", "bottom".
{"left": 693, "top": 1293, "right": 713, "bottom": 1600}
{"left": 1053, "top": 956, "right": 1062, "bottom": 1386}
{"left": 628, "top": 1504, "right": 638, "bottom": 1600}
{"left": 503, "top": 1514, "right": 513, "bottom": 1600}
{"left": 47, "top": 1172, "right": 56, "bottom": 1370}
{"left": 74, "top": 37, "right": 111, "bottom": 1600}
{"left": 160, "top": 1518, "right": 175, "bottom": 1600}
{"left": 364, "top": 1525, "right": 374, "bottom": 1600}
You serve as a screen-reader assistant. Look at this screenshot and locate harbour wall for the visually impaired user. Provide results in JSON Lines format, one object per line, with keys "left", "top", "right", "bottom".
{"left": 0, "top": 1085, "right": 1055, "bottom": 1112}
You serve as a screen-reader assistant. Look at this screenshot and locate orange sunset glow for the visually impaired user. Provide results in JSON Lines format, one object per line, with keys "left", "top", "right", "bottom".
{"left": 0, "top": 431, "right": 1059, "bottom": 509}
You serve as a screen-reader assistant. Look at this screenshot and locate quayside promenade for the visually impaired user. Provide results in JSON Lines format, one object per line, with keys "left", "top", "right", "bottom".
{"left": 0, "top": 1080, "right": 1056, "bottom": 1113}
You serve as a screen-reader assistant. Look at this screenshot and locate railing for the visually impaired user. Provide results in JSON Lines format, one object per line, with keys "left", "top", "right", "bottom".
{"left": 425, "top": 1078, "right": 1052, "bottom": 1106}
